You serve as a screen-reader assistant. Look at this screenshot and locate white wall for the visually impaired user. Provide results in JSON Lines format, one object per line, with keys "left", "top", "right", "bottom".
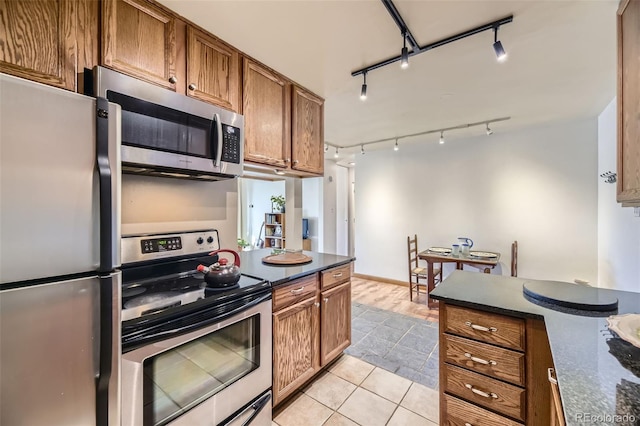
{"left": 322, "top": 160, "right": 338, "bottom": 254}
{"left": 354, "top": 118, "right": 599, "bottom": 284}
{"left": 302, "top": 177, "right": 322, "bottom": 251}
{"left": 597, "top": 98, "right": 640, "bottom": 292}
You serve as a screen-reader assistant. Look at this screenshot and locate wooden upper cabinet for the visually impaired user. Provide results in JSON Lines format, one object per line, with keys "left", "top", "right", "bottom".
{"left": 186, "top": 26, "right": 240, "bottom": 111}
{"left": 617, "top": 0, "right": 640, "bottom": 205}
{"left": 243, "top": 58, "right": 291, "bottom": 168}
{"left": 0, "top": 0, "right": 77, "bottom": 90}
{"left": 101, "top": 0, "right": 177, "bottom": 90}
{"left": 292, "top": 85, "right": 324, "bottom": 174}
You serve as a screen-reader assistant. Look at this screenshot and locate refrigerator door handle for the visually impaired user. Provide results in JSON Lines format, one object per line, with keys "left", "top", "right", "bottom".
{"left": 96, "top": 98, "right": 121, "bottom": 272}
{"left": 97, "top": 272, "right": 122, "bottom": 426}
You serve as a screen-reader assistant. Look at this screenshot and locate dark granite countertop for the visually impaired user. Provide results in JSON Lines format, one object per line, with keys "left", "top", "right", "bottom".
{"left": 238, "top": 249, "right": 354, "bottom": 287}
{"left": 430, "top": 271, "right": 640, "bottom": 426}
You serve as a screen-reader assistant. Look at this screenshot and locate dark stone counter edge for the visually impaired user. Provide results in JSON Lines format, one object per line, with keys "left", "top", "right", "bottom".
{"left": 260, "top": 258, "right": 355, "bottom": 288}
{"left": 430, "top": 293, "right": 545, "bottom": 320}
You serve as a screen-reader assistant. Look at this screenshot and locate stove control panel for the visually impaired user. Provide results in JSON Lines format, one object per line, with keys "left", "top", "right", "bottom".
{"left": 122, "top": 229, "right": 220, "bottom": 265}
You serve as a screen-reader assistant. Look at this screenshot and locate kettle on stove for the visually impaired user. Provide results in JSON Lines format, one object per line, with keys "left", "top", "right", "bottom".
{"left": 197, "top": 249, "right": 241, "bottom": 287}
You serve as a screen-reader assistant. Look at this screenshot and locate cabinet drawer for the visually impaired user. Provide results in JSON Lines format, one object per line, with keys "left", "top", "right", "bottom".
{"left": 444, "top": 305, "right": 525, "bottom": 351}
{"left": 444, "top": 334, "right": 525, "bottom": 386}
{"left": 273, "top": 275, "right": 318, "bottom": 311}
{"left": 321, "top": 264, "right": 351, "bottom": 290}
{"left": 443, "top": 394, "right": 523, "bottom": 426}
{"left": 443, "top": 364, "right": 525, "bottom": 422}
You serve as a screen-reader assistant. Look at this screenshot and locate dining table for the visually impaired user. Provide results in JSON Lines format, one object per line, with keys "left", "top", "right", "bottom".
{"left": 418, "top": 248, "right": 501, "bottom": 308}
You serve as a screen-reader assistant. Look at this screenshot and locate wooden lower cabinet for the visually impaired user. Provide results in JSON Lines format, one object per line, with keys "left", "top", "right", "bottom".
{"left": 320, "top": 281, "right": 351, "bottom": 365}
{"left": 548, "top": 368, "right": 566, "bottom": 426}
{"left": 439, "top": 302, "right": 552, "bottom": 425}
{"left": 272, "top": 295, "right": 319, "bottom": 406}
{"left": 272, "top": 266, "right": 352, "bottom": 406}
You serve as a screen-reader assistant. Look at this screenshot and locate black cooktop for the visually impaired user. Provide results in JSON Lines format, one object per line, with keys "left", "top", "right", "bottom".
{"left": 121, "top": 253, "right": 270, "bottom": 322}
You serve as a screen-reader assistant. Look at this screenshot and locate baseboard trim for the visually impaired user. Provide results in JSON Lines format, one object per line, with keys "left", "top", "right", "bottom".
{"left": 352, "top": 273, "right": 409, "bottom": 287}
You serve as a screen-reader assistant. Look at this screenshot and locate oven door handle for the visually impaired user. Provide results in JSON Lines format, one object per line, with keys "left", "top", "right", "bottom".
{"left": 219, "top": 391, "right": 271, "bottom": 426}
{"left": 126, "top": 293, "right": 272, "bottom": 344}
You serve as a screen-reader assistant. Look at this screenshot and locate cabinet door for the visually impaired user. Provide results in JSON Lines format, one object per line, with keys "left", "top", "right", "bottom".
{"left": 272, "top": 296, "right": 319, "bottom": 406}
{"left": 320, "top": 281, "right": 351, "bottom": 366}
{"left": 617, "top": 0, "right": 640, "bottom": 204}
{"left": 292, "top": 85, "right": 324, "bottom": 174}
{"left": 186, "top": 26, "right": 240, "bottom": 111}
{"left": 0, "top": 0, "right": 76, "bottom": 90}
{"left": 102, "top": 0, "right": 177, "bottom": 90}
{"left": 243, "top": 59, "right": 291, "bottom": 168}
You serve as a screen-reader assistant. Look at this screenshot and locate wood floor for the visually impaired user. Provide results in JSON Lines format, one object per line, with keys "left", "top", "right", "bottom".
{"left": 351, "top": 276, "right": 439, "bottom": 323}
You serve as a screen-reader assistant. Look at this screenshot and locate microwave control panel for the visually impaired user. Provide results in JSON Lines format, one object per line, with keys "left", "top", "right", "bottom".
{"left": 221, "top": 125, "right": 241, "bottom": 164}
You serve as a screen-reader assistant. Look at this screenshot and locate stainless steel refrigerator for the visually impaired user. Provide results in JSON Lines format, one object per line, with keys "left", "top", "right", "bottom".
{"left": 0, "top": 73, "right": 121, "bottom": 425}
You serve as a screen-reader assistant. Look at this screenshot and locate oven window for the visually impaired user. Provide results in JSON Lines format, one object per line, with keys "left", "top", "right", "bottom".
{"left": 107, "top": 91, "right": 212, "bottom": 159}
{"left": 142, "top": 314, "right": 260, "bottom": 426}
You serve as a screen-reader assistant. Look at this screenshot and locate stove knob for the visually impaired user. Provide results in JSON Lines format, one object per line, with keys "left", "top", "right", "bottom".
{"left": 207, "top": 236, "right": 214, "bottom": 244}
{"left": 197, "top": 237, "right": 204, "bottom": 245}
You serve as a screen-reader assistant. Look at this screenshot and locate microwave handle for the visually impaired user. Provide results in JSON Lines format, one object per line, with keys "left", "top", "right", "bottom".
{"left": 212, "top": 113, "right": 223, "bottom": 168}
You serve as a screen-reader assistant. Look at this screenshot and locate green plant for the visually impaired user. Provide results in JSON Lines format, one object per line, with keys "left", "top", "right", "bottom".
{"left": 237, "top": 238, "right": 250, "bottom": 249}
{"left": 270, "top": 195, "right": 285, "bottom": 211}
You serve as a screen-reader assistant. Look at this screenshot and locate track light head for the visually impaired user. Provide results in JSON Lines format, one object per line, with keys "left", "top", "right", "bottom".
{"left": 324, "top": 144, "right": 329, "bottom": 152}
{"left": 486, "top": 123, "right": 493, "bottom": 135}
{"left": 394, "top": 140, "right": 399, "bottom": 151}
{"left": 360, "top": 72, "right": 368, "bottom": 100}
{"left": 334, "top": 147, "right": 339, "bottom": 158}
{"left": 361, "top": 145, "right": 365, "bottom": 155}
{"left": 400, "top": 33, "right": 409, "bottom": 69}
{"left": 439, "top": 131, "right": 445, "bottom": 145}
{"left": 493, "top": 27, "right": 507, "bottom": 62}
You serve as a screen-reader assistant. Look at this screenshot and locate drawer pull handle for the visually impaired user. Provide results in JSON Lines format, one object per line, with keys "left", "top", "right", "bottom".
{"left": 464, "top": 383, "right": 498, "bottom": 399}
{"left": 465, "top": 423, "right": 473, "bottom": 426}
{"left": 290, "top": 287, "right": 305, "bottom": 294}
{"left": 332, "top": 272, "right": 343, "bottom": 278}
{"left": 464, "top": 352, "right": 497, "bottom": 366}
{"left": 465, "top": 321, "right": 497, "bottom": 332}
{"left": 548, "top": 368, "right": 557, "bottom": 385}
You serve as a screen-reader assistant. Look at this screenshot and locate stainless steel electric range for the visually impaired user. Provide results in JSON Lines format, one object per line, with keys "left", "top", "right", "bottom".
{"left": 119, "top": 230, "right": 272, "bottom": 426}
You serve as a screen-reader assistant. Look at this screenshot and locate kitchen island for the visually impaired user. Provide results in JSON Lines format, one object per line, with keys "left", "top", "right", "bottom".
{"left": 239, "top": 249, "right": 355, "bottom": 406}
{"left": 431, "top": 270, "right": 640, "bottom": 426}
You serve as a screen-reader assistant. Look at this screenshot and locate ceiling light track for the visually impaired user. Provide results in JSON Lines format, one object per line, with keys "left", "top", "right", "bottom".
{"left": 381, "top": 0, "right": 421, "bottom": 52}
{"left": 351, "top": 12, "right": 513, "bottom": 78}
{"left": 325, "top": 116, "right": 510, "bottom": 151}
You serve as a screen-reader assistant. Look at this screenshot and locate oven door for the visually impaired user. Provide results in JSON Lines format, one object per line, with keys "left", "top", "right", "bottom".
{"left": 122, "top": 296, "right": 272, "bottom": 426}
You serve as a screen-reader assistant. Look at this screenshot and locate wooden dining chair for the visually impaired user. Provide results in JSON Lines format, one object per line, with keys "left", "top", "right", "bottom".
{"left": 511, "top": 240, "right": 518, "bottom": 277}
{"left": 407, "top": 234, "right": 442, "bottom": 302}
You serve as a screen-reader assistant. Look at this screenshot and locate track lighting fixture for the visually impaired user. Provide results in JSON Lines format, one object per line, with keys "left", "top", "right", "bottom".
{"left": 493, "top": 26, "right": 507, "bottom": 62}
{"left": 439, "top": 131, "right": 445, "bottom": 144}
{"left": 394, "top": 139, "right": 399, "bottom": 151}
{"left": 400, "top": 32, "right": 409, "bottom": 69}
{"left": 361, "top": 145, "right": 365, "bottom": 155}
{"left": 351, "top": 5, "right": 513, "bottom": 98}
{"left": 274, "top": 169, "right": 285, "bottom": 175}
{"left": 324, "top": 144, "right": 329, "bottom": 152}
{"left": 486, "top": 123, "right": 493, "bottom": 135}
{"left": 334, "top": 147, "right": 339, "bottom": 158}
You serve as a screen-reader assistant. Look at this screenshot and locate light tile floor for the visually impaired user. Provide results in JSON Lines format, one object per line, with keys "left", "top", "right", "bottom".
{"left": 273, "top": 355, "right": 439, "bottom": 426}
{"left": 347, "top": 302, "right": 439, "bottom": 389}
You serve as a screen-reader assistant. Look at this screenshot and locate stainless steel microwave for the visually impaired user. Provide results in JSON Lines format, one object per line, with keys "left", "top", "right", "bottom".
{"left": 90, "top": 66, "right": 243, "bottom": 180}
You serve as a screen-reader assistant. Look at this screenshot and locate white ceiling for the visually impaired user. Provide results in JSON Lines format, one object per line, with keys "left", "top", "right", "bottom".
{"left": 160, "top": 0, "right": 617, "bottom": 156}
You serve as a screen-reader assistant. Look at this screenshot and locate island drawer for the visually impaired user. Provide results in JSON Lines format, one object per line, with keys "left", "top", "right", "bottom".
{"left": 273, "top": 274, "right": 318, "bottom": 311}
{"left": 443, "top": 364, "right": 526, "bottom": 422}
{"left": 443, "top": 394, "right": 523, "bottom": 426}
{"left": 443, "top": 304, "right": 525, "bottom": 351}
{"left": 321, "top": 264, "right": 351, "bottom": 290}
{"left": 443, "top": 334, "right": 525, "bottom": 386}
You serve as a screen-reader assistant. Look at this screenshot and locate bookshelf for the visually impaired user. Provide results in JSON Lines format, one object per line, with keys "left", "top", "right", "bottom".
{"left": 264, "top": 213, "right": 285, "bottom": 249}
